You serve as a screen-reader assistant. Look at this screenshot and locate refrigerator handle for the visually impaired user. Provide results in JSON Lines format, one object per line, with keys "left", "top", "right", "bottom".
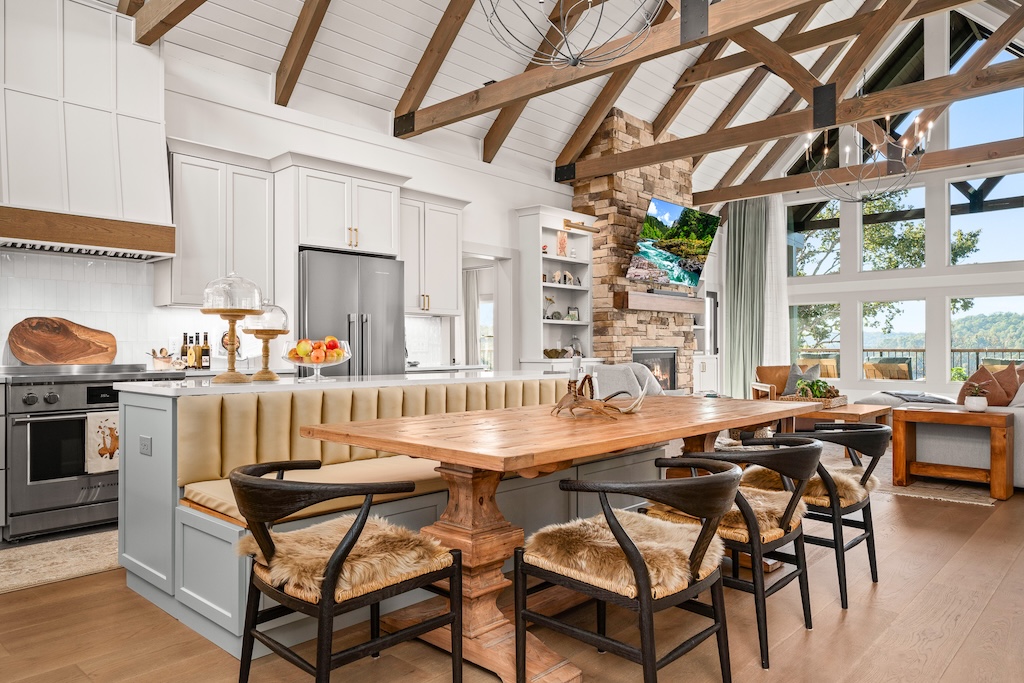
{"left": 361, "top": 313, "right": 371, "bottom": 375}
{"left": 348, "top": 313, "right": 357, "bottom": 377}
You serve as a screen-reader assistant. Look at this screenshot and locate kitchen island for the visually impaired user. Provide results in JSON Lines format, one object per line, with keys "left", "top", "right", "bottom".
{"left": 118, "top": 370, "right": 639, "bottom": 659}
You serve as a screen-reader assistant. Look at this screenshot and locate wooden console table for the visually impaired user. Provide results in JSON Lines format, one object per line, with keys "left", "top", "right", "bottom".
{"left": 892, "top": 407, "right": 1014, "bottom": 500}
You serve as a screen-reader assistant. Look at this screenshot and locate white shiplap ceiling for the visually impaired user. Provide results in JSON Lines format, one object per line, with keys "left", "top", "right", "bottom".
{"left": 102, "top": 0, "right": 953, "bottom": 194}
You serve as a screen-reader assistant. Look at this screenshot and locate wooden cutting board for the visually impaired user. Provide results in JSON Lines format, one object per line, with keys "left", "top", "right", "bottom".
{"left": 8, "top": 317, "right": 117, "bottom": 365}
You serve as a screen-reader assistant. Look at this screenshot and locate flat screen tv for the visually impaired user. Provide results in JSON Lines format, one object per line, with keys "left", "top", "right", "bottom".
{"left": 626, "top": 198, "right": 720, "bottom": 287}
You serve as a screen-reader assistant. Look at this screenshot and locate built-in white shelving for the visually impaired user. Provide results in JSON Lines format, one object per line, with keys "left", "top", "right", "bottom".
{"left": 517, "top": 206, "right": 598, "bottom": 370}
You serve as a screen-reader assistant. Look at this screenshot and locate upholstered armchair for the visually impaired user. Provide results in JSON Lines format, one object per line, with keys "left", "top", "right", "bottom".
{"left": 750, "top": 365, "right": 807, "bottom": 400}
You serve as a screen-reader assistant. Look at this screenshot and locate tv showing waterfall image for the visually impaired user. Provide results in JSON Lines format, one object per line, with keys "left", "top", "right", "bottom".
{"left": 626, "top": 198, "right": 721, "bottom": 286}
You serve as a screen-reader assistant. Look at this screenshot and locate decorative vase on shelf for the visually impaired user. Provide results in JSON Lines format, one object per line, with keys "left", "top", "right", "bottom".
{"left": 965, "top": 396, "right": 988, "bottom": 412}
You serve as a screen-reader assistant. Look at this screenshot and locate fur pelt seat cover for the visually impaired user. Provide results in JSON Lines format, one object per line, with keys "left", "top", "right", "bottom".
{"left": 740, "top": 464, "right": 878, "bottom": 508}
{"left": 646, "top": 485, "right": 806, "bottom": 544}
{"left": 237, "top": 515, "right": 453, "bottom": 604}
{"left": 523, "top": 510, "right": 724, "bottom": 600}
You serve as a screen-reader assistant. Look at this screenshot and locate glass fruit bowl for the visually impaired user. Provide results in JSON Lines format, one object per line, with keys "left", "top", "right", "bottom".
{"left": 282, "top": 338, "right": 351, "bottom": 383}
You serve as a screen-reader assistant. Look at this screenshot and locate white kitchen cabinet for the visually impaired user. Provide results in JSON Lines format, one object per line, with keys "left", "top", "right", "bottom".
{"left": 227, "top": 166, "right": 274, "bottom": 301}
{"left": 400, "top": 197, "right": 463, "bottom": 315}
{"left": 297, "top": 170, "right": 399, "bottom": 255}
{"left": 351, "top": 178, "right": 399, "bottom": 255}
{"left": 156, "top": 155, "right": 274, "bottom": 306}
{"left": 693, "top": 354, "right": 720, "bottom": 394}
{"left": 298, "top": 168, "right": 350, "bottom": 250}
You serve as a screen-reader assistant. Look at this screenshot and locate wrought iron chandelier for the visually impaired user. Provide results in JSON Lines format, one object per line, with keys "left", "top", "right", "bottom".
{"left": 806, "top": 116, "right": 931, "bottom": 203}
{"left": 478, "top": 0, "right": 667, "bottom": 69}
{"left": 807, "top": 70, "right": 933, "bottom": 204}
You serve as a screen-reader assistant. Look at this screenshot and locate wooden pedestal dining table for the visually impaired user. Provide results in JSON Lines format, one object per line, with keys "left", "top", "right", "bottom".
{"left": 301, "top": 395, "right": 820, "bottom": 683}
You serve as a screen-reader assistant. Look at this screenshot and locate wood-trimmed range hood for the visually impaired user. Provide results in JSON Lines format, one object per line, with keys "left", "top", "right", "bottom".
{"left": 0, "top": 206, "right": 175, "bottom": 261}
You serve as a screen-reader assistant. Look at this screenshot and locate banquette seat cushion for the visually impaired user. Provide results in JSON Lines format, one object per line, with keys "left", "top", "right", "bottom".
{"left": 237, "top": 514, "right": 453, "bottom": 604}
{"left": 646, "top": 486, "right": 805, "bottom": 544}
{"left": 177, "top": 379, "right": 563, "bottom": 523}
{"left": 523, "top": 510, "right": 724, "bottom": 599}
{"left": 185, "top": 456, "right": 448, "bottom": 524}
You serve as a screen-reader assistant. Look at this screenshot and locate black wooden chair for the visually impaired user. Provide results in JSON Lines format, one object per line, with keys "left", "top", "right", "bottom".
{"left": 744, "top": 423, "right": 889, "bottom": 608}
{"left": 229, "top": 461, "right": 463, "bottom": 683}
{"left": 513, "top": 458, "right": 742, "bottom": 683}
{"left": 650, "top": 437, "right": 822, "bottom": 669}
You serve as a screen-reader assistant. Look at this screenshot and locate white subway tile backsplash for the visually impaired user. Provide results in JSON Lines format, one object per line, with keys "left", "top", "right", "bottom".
{"left": 0, "top": 250, "right": 214, "bottom": 365}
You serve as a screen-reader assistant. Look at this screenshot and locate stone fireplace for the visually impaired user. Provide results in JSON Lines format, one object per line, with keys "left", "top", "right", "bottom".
{"left": 633, "top": 347, "right": 678, "bottom": 391}
{"left": 572, "top": 108, "right": 697, "bottom": 390}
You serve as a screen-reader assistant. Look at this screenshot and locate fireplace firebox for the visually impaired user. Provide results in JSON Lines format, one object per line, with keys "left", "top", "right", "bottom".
{"left": 632, "top": 347, "right": 678, "bottom": 391}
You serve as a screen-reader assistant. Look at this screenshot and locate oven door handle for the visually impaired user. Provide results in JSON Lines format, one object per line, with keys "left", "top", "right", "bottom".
{"left": 11, "top": 413, "right": 90, "bottom": 425}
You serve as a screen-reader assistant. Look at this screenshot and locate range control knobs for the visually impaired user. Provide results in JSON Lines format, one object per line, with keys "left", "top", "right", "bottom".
{"left": 22, "top": 393, "right": 38, "bottom": 405}
{"left": 44, "top": 392, "right": 60, "bottom": 405}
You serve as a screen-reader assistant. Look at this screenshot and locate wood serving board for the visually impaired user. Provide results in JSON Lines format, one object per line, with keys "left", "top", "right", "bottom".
{"left": 8, "top": 317, "right": 117, "bottom": 365}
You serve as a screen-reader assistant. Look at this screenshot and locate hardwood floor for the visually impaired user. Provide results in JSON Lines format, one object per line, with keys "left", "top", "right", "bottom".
{"left": 1, "top": 492, "right": 1022, "bottom": 682}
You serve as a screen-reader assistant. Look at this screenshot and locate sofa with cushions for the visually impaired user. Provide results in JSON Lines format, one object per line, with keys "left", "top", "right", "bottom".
{"left": 119, "top": 377, "right": 665, "bottom": 658}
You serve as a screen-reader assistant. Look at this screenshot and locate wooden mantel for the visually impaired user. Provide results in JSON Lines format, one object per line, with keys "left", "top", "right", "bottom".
{"left": 613, "top": 290, "right": 704, "bottom": 314}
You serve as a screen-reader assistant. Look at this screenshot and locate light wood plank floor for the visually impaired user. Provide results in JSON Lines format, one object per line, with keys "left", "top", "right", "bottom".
{"left": 1, "top": 491, "right": 1022, "bottom": 682}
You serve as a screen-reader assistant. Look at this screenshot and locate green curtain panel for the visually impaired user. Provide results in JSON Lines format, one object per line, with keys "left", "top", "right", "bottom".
{"left": 725, "top": 197, "right": 770, "bottom": 398}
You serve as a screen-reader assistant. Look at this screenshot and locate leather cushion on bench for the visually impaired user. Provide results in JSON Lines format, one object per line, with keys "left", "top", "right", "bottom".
{"left": 183, "top": 456, "right": 446, "bottom": 524}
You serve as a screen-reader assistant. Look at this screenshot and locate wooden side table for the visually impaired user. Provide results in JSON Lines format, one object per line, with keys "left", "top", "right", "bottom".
{"left": 892, "top": 407, "right": 1014, "bottom": 500}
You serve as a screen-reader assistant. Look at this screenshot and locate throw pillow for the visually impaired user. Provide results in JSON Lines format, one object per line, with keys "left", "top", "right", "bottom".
{"left": 992, "top": 362, "right": 1020, "bottom": 402}
{"left": 782, "top": 363, "right": 820, "bottom": 396}
{"left": 956, "top": 366, "right": 1010, "bottom": 406}
{"left": 1010, "top": 382, "right": 1024, "bottom": 408}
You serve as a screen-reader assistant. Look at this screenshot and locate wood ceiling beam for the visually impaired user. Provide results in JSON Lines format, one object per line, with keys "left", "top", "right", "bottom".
{"left": 396, "top": 0, "right": 475, "bottom": 117}
{"left": 275, "top": 0, "right": 333, "bottom": 106}
{"left": 693, "top": 135, "right": 1024, "bottom": 205}
{"left": 676, "top": 0, "right": 974, "bottom": 90}
{"left": 899, "top": 1, "right": 1024, "bottom": 141}
{"left": 730, "top": 26, "right": 890, "bottom": 149}
{"left": 830, "top": 0, "right": 916, "bottom": 97}
{"left": 117, "top": 0, "right": 145, "bottom": 16}
{"left": 705, "top": 0, "right": 883, "bottom": 206}
{"left": 393, "top": 0, "right": 828, "bottom": 139}
{"left": 482, "top": 0, "right": 611, "bottom": 163}
{"left": 562, "top": 56, "right": 1024, "bottom": 182}
{"left": 688, "top": 7, "right": 823, "bottom": 169}
{"left": 651, "top": 39, "right": 729, "bottom": 140}
{"left": 555, "top": 2, "right": 677, "bottom": 167}
{"left": 134, "top": 0, "right": 209, "bottom": 45}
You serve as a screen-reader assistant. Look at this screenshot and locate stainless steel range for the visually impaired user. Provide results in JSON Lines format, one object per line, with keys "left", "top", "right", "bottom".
{"left": 1, "top": 364, "right": 184, "bottom": 540}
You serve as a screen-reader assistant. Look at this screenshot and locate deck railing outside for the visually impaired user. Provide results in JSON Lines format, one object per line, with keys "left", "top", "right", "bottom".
{"left": 797, "top": 348, "right": 1024, "bottom": 380}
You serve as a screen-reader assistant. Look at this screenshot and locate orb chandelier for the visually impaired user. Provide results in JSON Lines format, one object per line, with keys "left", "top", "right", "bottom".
{"left": 478, "top": 0, "right": 667, "bottom": 69}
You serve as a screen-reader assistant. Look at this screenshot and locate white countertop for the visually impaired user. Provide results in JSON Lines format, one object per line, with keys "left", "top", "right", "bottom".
{"left": 114, "top": 369, "right": 570, "bottom": 397}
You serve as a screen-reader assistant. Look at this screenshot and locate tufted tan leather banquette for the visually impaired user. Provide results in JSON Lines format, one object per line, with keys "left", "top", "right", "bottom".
{"left": 178, "top": 379, "right": 564, "bottom": 523}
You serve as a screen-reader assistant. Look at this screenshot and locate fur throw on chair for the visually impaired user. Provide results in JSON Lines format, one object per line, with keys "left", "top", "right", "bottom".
{"left": 722, "top": 486, "right": 806, "bottom": 531}
{"left": 741, "top": 465, "right": 878, "bottom": 506}
{"left": 237, "top": 515, "right": 452, "bottom": 603}
{"left": 523, "top": 510, "right": 725, "bottom": 599}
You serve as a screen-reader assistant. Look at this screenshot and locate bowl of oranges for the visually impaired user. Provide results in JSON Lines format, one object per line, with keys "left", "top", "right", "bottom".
{"left": 283, "top": 336, "right": 351, "bottom": 383}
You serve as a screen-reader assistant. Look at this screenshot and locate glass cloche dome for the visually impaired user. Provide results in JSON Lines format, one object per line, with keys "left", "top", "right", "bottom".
{"left": 244, "top": 301, "right": 289, "bottom": 332}
{"left": 201, "top": 272, "right": 263, "bottom": 312}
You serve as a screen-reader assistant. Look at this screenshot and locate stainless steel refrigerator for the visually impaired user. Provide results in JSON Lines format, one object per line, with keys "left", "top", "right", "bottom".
{"left": 298, "top": 249, "right": 405, "bottom": 377}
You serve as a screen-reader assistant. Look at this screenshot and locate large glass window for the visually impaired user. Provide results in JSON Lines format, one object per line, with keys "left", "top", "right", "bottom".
{"left": 862, "top": 187, "right": 926, "bottom": 272}
{"left": 948, "top": 172, "right": 1024, "bottom": 266}
{"left": 790, "top": 304, "right": 841, "bottom": 378}
{"left": 950, "top": 49, "right": 1024, "bottom": 148}
{"left": 950, "top": 295, "right": 1024, "bottom": 380}
{"left": 862, "top": 299, "right": 926, "bottom": 380}
{"left": 787, "top": 201, "right": 840, "bottom": 277}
